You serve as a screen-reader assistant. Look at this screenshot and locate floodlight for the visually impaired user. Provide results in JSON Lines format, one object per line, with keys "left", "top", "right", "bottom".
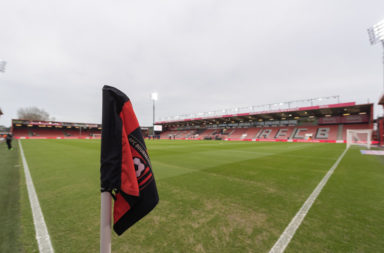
{"left": 151, "top": 92, "right": 158, "bottom": 130}
{"left": 151, "top": 92, "right": 158, "bottom": 101}
{"left": 368, "top": 18, "right": 384, "bottom": 90}
{"left": 368, "top": 19, "right": 384, "bottom": 44}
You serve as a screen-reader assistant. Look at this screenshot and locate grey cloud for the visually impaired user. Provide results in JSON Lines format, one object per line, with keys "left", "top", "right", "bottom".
{"left": 1, "top": 0, "right": 383, "bottom": 127}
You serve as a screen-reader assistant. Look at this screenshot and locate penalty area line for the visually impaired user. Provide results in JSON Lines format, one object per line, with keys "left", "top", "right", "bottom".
{"left": 269, "top": 147, "right": 349, "bottom": 253}
{"left": 19, "top": 140, "right": 54, "bottom": 253}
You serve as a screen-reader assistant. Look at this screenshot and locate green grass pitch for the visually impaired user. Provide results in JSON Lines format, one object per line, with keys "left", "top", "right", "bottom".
{"left": 2, "top": 139, "right": 384, "bottom": 252}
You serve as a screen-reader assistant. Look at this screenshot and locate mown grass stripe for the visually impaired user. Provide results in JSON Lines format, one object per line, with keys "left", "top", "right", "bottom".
{"left": 269, "top": 147, "right": 349, "bottom": 253}
{"left": 19, "top": 140, "right": 352, "bottom": 252}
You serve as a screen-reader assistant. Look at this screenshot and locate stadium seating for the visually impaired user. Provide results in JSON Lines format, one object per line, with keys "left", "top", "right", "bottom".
{"left": 12, "top": 128, "right": 30, "bottom": 137}
{"left": 159, "top": 123, "right": 371, "bottom": 142}
{"left": 13, "top": 128, "right": 63, "bottom": 137}
{"left": 319, "top": 125, "right": 339, "bottom": 140}
{"left": 160, "top": 130, "right": 178, "bottom": 139}
{"left": 291, "top": 126, "right": 318, "bottom": 139}
{"left": 13, "top": 127, "right": 101, "bottom": 138}
{"left": 228, "top": 128, "right": 248, "bottom": 139}
{"left": 17, "top": 123, "right": 369, "bottom": 141}
{"left": 244, "top": 128, "right": 261, "bottom": 139}
{"left": 64, "top": 128, "right": 80, "bottom": 137}
{"left": 259, "top": 128, "right": 280, "bottom": 139}
{"left": 273, "top": 127, "right": 296, "bottom": 139}
{"left": 174, "top": 130, "right": 192, "bottom": 138}
{"left": 196, "top": 129, "right": 217, "bottom": 139}
{"left": 35, "top": 128, "right": 64, "bottom": 137}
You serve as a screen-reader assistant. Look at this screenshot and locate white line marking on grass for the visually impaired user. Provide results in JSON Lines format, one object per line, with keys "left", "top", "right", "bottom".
{"left": 19, "top": 140, "right": 54, "bottom": 253}
{"left": 269, "top": 147, "right": 349, "bottom": 253}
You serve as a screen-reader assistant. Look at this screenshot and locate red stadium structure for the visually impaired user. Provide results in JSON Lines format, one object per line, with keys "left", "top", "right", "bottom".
{"left": 10, "top": 100, "right": 380, "bottom": 146}
{"left": 156, "top": 101, "right": 378, "bottom": 144}
{"left": 11, "top": 119, "right": 151, "bottom": 139}
{"left": 12, "top": 119, "right": 102, "bottom": 139}
{"left": 378, "top": 94, "right": 384, "bottom": 146}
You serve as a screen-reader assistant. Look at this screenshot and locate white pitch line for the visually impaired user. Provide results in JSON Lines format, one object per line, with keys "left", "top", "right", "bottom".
{"left": 269, "top": 147, "right": 349, "bottom": 253}
{"left": 19, "top": 140, "right": 54, "bottom": 253}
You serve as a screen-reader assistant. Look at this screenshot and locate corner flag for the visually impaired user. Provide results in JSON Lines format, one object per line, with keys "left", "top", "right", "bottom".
{"left": 100, "top": 85, "right": 159, "bottom": 236}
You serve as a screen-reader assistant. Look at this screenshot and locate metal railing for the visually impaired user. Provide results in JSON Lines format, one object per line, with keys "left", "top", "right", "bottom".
{"left": 158, "top": 96, "right": 341, "bottom": 123}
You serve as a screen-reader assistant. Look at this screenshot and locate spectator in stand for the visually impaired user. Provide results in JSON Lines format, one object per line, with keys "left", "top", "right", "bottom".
{"left": 6, "top": 133, "right": 13, "bottom": 150}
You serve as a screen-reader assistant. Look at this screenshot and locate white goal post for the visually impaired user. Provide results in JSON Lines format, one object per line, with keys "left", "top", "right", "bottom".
{"left": 346, "top": 129, "right": 372, "bottom": 149}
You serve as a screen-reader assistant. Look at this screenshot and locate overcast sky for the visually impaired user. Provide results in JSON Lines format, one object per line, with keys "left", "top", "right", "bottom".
{"left": 1, "top": 0, "right": 383, "bottom": 127}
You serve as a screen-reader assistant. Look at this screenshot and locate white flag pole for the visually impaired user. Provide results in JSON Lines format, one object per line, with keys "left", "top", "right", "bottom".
{"left": 100, "top": 192, "right": 112, "bottom": 253}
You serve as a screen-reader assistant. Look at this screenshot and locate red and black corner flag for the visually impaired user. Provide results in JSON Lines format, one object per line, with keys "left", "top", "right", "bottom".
{"left": 100, "top": 85, "right": 159, "bottom": 235}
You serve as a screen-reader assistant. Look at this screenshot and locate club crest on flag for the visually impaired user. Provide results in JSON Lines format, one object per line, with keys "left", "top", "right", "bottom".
{"left": 133, "top": 157, "right": 146, "bottom": 177}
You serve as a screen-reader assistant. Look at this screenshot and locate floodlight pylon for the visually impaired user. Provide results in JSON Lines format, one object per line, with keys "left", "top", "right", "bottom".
{"left": 368, "top": 18, "right": 384, "bottom": 90}
{"left": 151, "top": 92, "right": 158, "bottom": 133}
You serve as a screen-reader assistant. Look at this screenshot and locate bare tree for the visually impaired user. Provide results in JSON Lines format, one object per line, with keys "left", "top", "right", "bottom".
{"left": 17, "top": 107, "right": 50, "bottom": 121}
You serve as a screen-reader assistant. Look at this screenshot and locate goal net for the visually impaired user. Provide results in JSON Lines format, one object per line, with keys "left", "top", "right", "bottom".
{"left": 346, "top": 129, "right": 372, "bottom": 149}
{"left": 92, "top": 133, "right": 102, "bottom": 138}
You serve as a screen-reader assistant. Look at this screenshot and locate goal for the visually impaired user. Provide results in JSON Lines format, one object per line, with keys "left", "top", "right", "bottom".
{"left": 92, "top": 133, "right": 102, "bottom": 138}
{"left": 346, "top": 129, "right": 372, "bottom": 149}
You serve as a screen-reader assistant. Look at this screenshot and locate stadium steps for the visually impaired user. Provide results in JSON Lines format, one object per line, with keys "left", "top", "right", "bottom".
{"left": 337, "top": 124, "right": 343, "bottom": 140}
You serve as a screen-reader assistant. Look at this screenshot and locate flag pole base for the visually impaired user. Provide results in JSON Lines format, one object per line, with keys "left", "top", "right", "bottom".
{"left": 100, "top": 192, "right": 112, "bottom": 253}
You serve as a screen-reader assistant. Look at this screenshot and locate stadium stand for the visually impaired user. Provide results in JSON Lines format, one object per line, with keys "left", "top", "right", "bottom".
{"left": 10, "top": 101, "right": 378, "bottom": 145}
{"left": 13, "top": 127, "right": 30, "bottom": 137}
{"left": 156, "top": 102, "right": 377, "bottom": 143}
{"left": 161, "top": 125, "right": 343, "bottom": 141}
{"left": 378, "top": 94, "right": 384, "bottom": 146}
{"left": 12, "top": 120, "right": 102, "bottom": 139}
